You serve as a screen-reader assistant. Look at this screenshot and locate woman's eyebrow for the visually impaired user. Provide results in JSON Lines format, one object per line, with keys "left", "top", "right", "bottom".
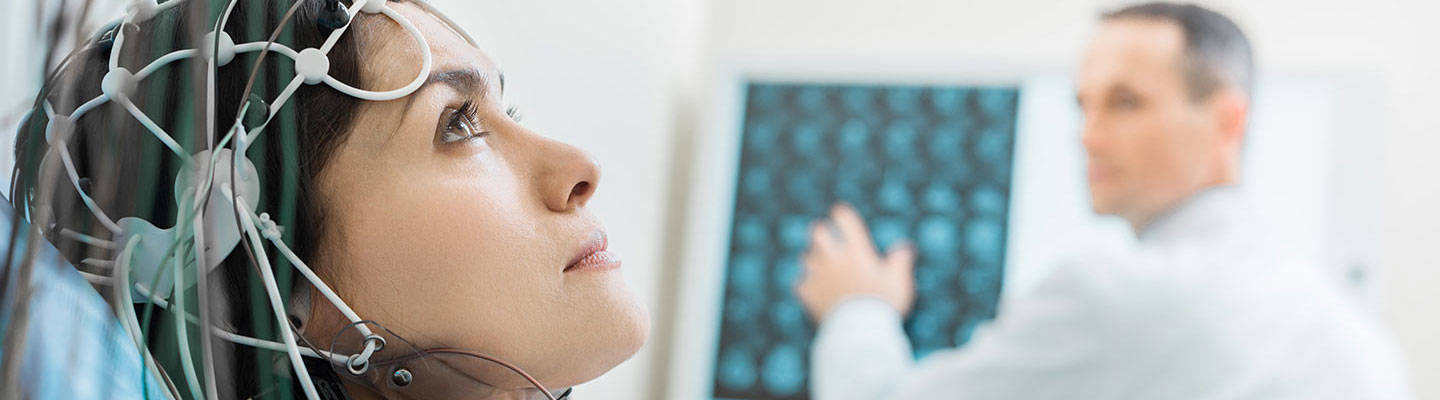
{"left": 424, "top": 67, "right": 490, "bottom": 98}
{"left": 397, "top": 67, "right": 493, "bottom": 121}
{"left": 387, "top": 68, "right": 493, "bottom": 146}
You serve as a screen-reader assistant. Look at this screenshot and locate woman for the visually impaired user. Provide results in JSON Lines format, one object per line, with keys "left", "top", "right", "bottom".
{"left": 8, "top": 0, "right": 648, "bottom": 398}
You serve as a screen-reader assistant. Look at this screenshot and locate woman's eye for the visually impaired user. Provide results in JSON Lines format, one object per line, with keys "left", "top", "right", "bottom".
{"left": 439, "top": 103, "right": 486, "bottom": 144}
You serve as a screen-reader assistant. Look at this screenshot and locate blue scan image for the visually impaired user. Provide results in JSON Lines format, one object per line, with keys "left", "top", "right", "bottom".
{"left": 929, "top": 87, "right": 968, "bottom": 115}
{"left": 977, "top": 88, "right": 1017, "bottom": 118}
{"left": 922, "top": 183, "right": 960, "bottom": 214}
{"left": 771, "top": 299, "right": 810, "bottom": 340}
{"left": 747, "top": 119, "right": 780, "bottom": 154}
{"left": 751, "top": 85, "right": 785, "bottom": 109}
{"left": 772, "top": 258, "right": 805, "bottom": 297}
{"left": 786, "top": 171, "right": 825, "bottom": 209}
{"left": 796, "top": 87, "right": 830, "bottom": 114}
{"left": 877, "top": 180, "right": 912, "bottom": 214}
{"left": 869, "top": 218, "right": 910, "bottom": 250}
{"left": 742, "top": 168, "right": 773, "bottom": 200}
{"left": 735, "top": 215, "right": 769, "bottom": 248}
{"left": 961, "top": 265, "right": 1002, "bottom": 303}
{"left": 976, "top": 127, "right": 1014, "bottom": 167}
{"left": 965, "top": 218, "right": 1005, "bottom": 264}
{"left": 954, "top": 316, "right": 986, "bottom": 345}
{"left": 762, "top": 343, "right": 808, "bottom": 397}
{"left": 884, "top": 87, "right": 923, "bottom": 115}
{"left": 779, "top": 215, "right": 813, "bottom": 250}
{"left": 837, "top": 119, "right": 871, "bottom": 155}
{"left": 719, "top": 346, "right": 760, "bottom": 392}
{"left": 909, "top": 306, "right": 951, "bottom": 351}
{"left": 917, "top": 216, "right": 960, "bottom": 254}
{"left": 715, "top": 83, "right": 1018, "bottom": 400}
{"left": 833, "top": 178, "right": 869, "bottom": 210}
{"left": 725, "top": 292, "right": 760, "bottom": 325}
{"left": 729, "top": 253, "right": 767, "bottom": 296}
{"left": 841, "top": 87, "right": 876, "bottom": 115}
{"left": 913, "top": 262, "right": 952, "bottom": 298}
{"left": 928, "top": 127, "right": 966, "bottom": 162}
{"left": 791, "top": 122, "right": 827, "bottom": 157}
{"left": 970, "top": 185, "right": 1007, "bottom": 217}
{"left": 883, "top": 121, "right": 920, "bottom": 161}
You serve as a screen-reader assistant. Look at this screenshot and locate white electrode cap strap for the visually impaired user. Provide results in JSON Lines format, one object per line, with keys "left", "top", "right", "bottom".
{"left": 116, "top": 217, "right": 177, "bottom": 302}
{"left": 174, "top": 148, "right": 261, "bottom": 270}
{"left": 101, "top": 68, "right": 137, "bottom": 99}
{"left": 360, "top": 0, "right": 388, "bottom": 14}
{"left": 45, "top": 114, "right": 75, "bottom": 145}
{"left": 203, "top": 31, "right": 237, "bottom": 67}
{"left": 295, "top": 48, "right": 330, "bottom": 85}
{"left": 127, "top": 0, "right": 159, "bottom": 22}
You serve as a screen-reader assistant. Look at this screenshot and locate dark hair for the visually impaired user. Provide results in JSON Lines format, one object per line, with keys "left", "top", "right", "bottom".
{"left": 1103, "top": 2, "right": 1255, "bottom": 101}
{"left": 10, "top": 0, "right": 378, "bottom": 396}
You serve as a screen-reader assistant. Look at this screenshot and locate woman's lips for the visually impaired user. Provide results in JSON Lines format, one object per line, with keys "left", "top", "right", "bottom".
{"left": 567, "top": 250, "right": 621, "bottom": 273}
{"left": 565, "top": 231, "right": 621, "bottom": 273}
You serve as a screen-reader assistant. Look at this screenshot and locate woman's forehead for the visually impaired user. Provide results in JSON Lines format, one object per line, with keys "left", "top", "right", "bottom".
{"left": 358, "top": 1, "right": 499, "bottom": 94}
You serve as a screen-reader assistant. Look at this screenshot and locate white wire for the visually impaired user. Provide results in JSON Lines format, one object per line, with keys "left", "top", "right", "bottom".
{"left": 232, "top": 194, "right": 321, "bottom": 400}
{"left": 53, "top": 142, "right": 123, "bottom": 234}
{"left": 320, "top": 2, "right": 432, "bottom": 101}
{"left": 42, "top": 101, "right": 124, "bottom": 236}
{"left": 39, "top": 0, "right": 454, "bottom": 393}
{"left": 111, "top": 93, "right": 191, "bottom": 162}
{"left": 245, "top": 207, "right": 368, "bottom": 338}
{"left": 78, "top": 270, "right": 111, "bottom": 285}
{"left": 114, "top": 280, "right": 350, "bottom": 364}
{"left": 112, "top": 236, "right": 182, "bottom": 399}
{"left": 69, "top": 94, "right": 109, "bottom": 121}
{"left": 413, "top": 0, "right": 479, "bottom": 47}
{"left": 243, "top": 76, "right": 304, "bottom": 144}
{"left": 80, "top": 258, "right": 114, "bottom": 269}
{"left": 152, "top": 0, "right": 196, "bottom": 15}
{"left": 59, "top": 228, "right": 116, "bottom": 250}
{"left": 241, "top": 205, "right": 382, "bottom": 368}
{"left": 233, "top": 41, "right": 299, "bottom": 59}
{"left": 108, "top": 14, "right": 125, "bottom": 71}
{"left": 135, "top": 49, "right": 198, "bottom": 80}
{"left": 198, "top": 0, "right": 241, "bottom": 392}
{"left": 170, "top": 252, "right": 203, "bottom": 399}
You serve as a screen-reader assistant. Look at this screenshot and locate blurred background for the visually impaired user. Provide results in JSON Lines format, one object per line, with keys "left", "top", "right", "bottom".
{"left": 2, "top": 0, "right": 1437, "bottom": 399}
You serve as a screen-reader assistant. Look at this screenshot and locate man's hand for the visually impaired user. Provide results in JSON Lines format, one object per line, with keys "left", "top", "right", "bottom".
{"left": 794, "top": 204, "right": 917, "bottom": 323}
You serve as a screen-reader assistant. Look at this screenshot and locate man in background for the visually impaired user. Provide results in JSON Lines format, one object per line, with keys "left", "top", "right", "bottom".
{"left": 795, "top": 3, "right": 1411, "bottom": 399}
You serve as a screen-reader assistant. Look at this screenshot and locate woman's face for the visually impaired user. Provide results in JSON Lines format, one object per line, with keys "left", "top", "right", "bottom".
{"left": 302, "top": 2, "right": 648, "bottom": 390}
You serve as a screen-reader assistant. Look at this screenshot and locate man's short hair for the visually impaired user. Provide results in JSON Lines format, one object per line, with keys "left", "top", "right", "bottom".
{"left": 1103, "top": 2, "right": 1254, "bottom": 102}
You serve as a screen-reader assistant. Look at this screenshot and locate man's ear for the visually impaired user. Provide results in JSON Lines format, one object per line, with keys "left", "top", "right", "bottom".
{"left": 1210, "top": 87, "right": 1250, "bottom": 152}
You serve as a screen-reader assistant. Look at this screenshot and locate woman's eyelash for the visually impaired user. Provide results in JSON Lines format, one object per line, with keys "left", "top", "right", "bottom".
{"left": 440, "top": 100, "right": 485, "bottom": 144}
{"left": 439, "top": 102, "right": 521, "bottom": 144}
{"left": 459, "top": 100, "right": 481, "bottom": 122}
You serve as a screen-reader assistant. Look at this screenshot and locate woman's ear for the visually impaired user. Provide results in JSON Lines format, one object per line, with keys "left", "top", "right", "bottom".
{"left": 288, "top": 283, "right": 314, "bottom": 334}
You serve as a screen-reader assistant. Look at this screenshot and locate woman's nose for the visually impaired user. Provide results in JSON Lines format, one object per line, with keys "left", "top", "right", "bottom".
{"left": 536, "top": 139, "right": 601, "bottom": 212}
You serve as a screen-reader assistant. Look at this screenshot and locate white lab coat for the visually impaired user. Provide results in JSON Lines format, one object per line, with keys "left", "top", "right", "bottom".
{"left": 811, "top": 187, "right": 1412, "bottom": 400}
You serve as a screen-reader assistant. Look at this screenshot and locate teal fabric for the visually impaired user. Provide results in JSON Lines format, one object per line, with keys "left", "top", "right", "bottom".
{"left": 0, "top": 202, "right": 171, "bottom": 399}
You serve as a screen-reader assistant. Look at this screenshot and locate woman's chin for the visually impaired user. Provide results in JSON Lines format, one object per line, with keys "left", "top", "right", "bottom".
{"left": 548, "top": 288, "right": 650, "bottom": 389}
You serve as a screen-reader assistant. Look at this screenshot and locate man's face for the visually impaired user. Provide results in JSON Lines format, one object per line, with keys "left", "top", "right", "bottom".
{"left": 1076, "top": 19, "right": 1234, "bottom": 227}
